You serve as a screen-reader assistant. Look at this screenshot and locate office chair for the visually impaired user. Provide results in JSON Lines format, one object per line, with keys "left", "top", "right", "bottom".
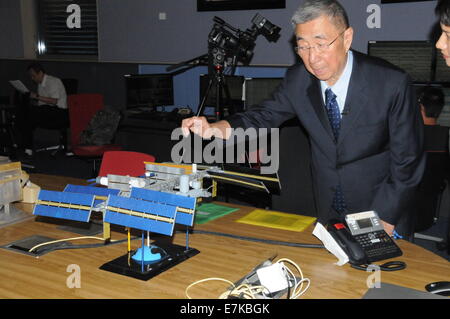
{"left": 35, "top": 78, "right": 78, "bottom": 156}
{"left": 98, "top": 151, "right": 156, "bottom": 177}
{"left": 67, "top": 93, "right": 122, "bottom": 175}
{"left": 414, "top": 152, "right": 450, "bottom": 249}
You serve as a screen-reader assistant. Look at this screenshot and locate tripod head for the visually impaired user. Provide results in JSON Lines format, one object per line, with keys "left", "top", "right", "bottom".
{"left": 166, "top": 14, "right": 281, "bottom": 120}
{"left": 207, "top": 13, "right": 281, "bottom": 72}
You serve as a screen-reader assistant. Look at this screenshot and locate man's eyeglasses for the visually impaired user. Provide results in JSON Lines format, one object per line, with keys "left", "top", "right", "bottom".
{"left": 295, "top": 29, "right": 347, "bottom": 55}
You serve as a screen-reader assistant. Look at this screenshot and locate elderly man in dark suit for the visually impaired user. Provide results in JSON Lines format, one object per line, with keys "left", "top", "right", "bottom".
{"left": 182, "top": 0, "right": 425, "bottom": 239}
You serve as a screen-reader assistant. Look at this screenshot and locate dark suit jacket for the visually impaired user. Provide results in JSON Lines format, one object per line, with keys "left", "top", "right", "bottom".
{"left": 227, "top": 51, "right": 426, "bottom": 229}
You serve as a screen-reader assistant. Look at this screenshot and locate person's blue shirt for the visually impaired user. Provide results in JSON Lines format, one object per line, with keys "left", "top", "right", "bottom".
{"left": 320, "top": 50, "right": 354, "bottom": 117}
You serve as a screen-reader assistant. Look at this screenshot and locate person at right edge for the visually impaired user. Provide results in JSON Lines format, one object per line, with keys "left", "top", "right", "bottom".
{"left": 182, "top": 0, "right": 426, "bottom": 240}
{"left": 436, "top": 0, "right": 450, "bottom": 67}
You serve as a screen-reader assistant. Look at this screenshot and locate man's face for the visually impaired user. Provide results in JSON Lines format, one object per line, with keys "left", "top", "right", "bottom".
{"left": 29, "top": 69, "right": 44, "bottom": 84}
{"left": 436, "top": 23, "right": 450, "bottom": 67}
{"left": 295, "top": 15, "right": 353, "bottom": 86}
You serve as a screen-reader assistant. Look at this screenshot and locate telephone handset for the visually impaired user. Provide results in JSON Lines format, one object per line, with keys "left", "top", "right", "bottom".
{"left": 327, "top": 211, "right": 403, "bottom": 266}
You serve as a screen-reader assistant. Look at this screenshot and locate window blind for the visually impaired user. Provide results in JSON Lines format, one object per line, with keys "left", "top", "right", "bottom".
{"left": 37, "top": 0, "right": 98, "bottom": 56}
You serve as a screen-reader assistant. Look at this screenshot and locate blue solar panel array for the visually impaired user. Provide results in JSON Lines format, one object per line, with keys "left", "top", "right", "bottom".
{"left": 64, "top": 184, "right": 120, "bottom": 197}
{"left": 64, "top": 184, "right": 120, "bottom": 206}
{"left": 130, "top": 188, "right": 196, "bottom": 209}
{"left": 105, "top": 195, "right": 177, "bottom": 236}
{"left": 130, "top": 188, "right": 196, "bottom": 226}
{"left": 33, "top": 190, "right": 95, "bottom": 222}
{"left": 34, "top": 184, "right": 197, "bottom": 236}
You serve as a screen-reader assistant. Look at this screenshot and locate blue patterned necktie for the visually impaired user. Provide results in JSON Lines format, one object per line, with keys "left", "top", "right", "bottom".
{"left": 325, "top": 88, "right": 347, "bottom": 215}
{"left": 325, "top": 88, "right": 341, "bottom": 140}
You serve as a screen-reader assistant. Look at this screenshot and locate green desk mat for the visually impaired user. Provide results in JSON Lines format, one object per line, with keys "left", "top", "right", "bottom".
{"left": 194, "top": 203, "right": 239, "bottom": 225}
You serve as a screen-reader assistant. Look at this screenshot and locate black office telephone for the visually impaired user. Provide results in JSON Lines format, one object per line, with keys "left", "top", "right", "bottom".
{"left": 327, "top": 211, "right": 403, "bottom": 266}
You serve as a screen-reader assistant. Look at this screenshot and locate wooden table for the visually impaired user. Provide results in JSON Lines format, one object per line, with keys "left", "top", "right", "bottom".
{"left": 0, "top": 174, "right": 449, "bottom": 299}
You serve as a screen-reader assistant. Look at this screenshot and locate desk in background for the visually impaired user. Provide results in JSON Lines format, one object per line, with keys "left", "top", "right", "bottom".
{"left": 0, "top": 174, "right": 449, "bottom": 299}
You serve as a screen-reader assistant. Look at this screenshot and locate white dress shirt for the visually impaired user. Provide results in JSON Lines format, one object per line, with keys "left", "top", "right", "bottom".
{"left": 320, "top": 50, "right": 354, "bottom": 118}
{"left": 37, "top": 74, "right": 67, "bottom": 109}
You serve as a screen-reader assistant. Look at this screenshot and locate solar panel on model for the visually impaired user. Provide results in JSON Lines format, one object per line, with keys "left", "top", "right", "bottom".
{"left": 33, "top": 190, "right": 95, "bottom": 222}
{"left": 130, "top": 188, "right": 196, "bottom": 227}
{"left": 104, "top": 195, "right": 177, "bottom": 236}
{"left": 63, "top": 184, "right": 120, "bottom": 206}
{"left": 63, "top": 184, "right": 120, "bottom": 197}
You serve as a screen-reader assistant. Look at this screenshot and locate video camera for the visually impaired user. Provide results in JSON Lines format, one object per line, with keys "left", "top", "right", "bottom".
{"left": 208, "top": 13, "right": 281, "bottom": 69}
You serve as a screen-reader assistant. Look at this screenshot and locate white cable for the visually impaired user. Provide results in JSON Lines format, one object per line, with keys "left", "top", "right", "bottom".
{"left": 275, "top": 258, "right": 311, "bottom": 299}
{"left": 28, "top": 236, "right": 110, "bottom": 253}
{"left": 185, "top": 258, "right": 311, "bottom": 299}
{"left": 185, "top": 277, "right": 268, "bottom": 299}
{"left": 185, "top": 277, "right": 234, "bottom": 299}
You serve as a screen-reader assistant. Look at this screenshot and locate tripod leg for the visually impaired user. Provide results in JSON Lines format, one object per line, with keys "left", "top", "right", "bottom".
{"left": 196, "top": 77, "right": 215, "bottom": 117}
{"left": 215, "top": 80, "right": 222, "bottom": 121}
{"left": 220, "top": 79, "right": 233, "bottom": 117}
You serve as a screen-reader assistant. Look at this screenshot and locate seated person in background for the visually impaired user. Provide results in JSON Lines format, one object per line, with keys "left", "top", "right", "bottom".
{"left": 415, "top": 86, "right": 450, "bottom": 231}
{"left": 418, "top": 86, "right": 449, "bottom": 153}
{"left": 22, "top": 62, "right": 68, "bottom": 156}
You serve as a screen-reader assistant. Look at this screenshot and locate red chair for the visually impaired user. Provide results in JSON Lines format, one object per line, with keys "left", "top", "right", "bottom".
{"left": 98, "top": 151, "right": 156, "bottom": 177}
{"left": 67, "top": 93, "right": 122, "bottom": 174}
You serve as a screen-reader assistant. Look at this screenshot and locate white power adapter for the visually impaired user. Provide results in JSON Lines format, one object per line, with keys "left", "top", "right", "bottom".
{"left": 256, "top": 262, "right": 289, "bottom": 294}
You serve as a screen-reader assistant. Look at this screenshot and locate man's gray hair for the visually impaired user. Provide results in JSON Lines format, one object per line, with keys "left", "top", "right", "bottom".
{"left": 291, "top": 0, "right": 350, "bottom": 29}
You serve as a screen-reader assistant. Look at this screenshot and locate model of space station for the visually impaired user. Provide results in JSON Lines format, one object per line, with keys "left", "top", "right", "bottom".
{"left": 0, "top": 161, "right": 33, "bottom": 227}
{"left": 0, "top": 162, "right": 22, "bottom": 218}
{"left": 32, "top": 161, "right": 280, "bottom": 280}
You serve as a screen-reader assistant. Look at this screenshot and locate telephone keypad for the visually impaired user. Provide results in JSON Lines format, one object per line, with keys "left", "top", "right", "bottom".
{"left": 354, "top": 231, "right": 402, "bottom": 262}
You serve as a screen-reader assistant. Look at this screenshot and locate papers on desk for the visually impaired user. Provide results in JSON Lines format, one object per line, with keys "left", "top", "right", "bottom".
{"left": 236, "top": 209, "right": 316, "bottom": 232}
{"left": 312, "top": 222, "right": 349, "bottom": 266}
{"left": 9, "top": 80, "right": 29, "bottom": 94}
{"left": 194, "top": 203, "right": 239, "bottom": 225}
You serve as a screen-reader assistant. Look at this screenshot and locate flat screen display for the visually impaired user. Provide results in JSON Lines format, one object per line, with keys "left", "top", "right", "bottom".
{"left": 125, "top": 74, "right": 174, "bottom": 110}
{"left": 368, "top": 41, "right": 434, "bottom": 82}
{"left": 244, "top": 77, "right": 283, "bottom": 110}
{"left": 356, "top": 218, "right": 373, "bottom": 229}
{"left": 199, "top": 74, "right": 245, "bottom": 112}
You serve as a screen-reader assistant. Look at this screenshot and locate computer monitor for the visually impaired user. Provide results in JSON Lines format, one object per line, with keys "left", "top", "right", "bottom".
{"left": 199, "top": 74, "right": 245, "bottom": 113}
{"left": 124, "top": 74, "right": 174, "bottom": 110}
{"left": 368, "top": 41, "right": 434, "bottom": 82}
{"left": 244, "top": 77, "right": 283, "bottom": 110}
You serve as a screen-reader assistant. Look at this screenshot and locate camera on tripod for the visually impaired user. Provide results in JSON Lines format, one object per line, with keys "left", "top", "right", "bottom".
{"left": 208, "top": 14, "right": 281, "bottom": 69}
{"left": 166, "top": 13, "right": 281, "bottom": 120}
{"left": 199, "top": 14, "right": 281, "bottom": 120}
